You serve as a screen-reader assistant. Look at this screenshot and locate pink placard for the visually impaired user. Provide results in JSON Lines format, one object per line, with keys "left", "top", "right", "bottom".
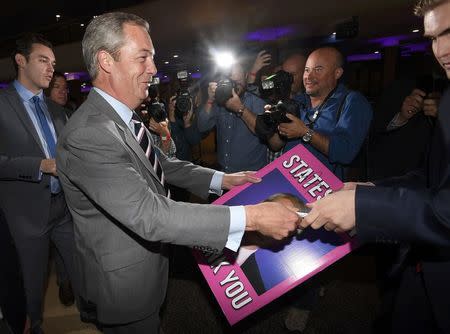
{"left": 193, "top": 144, "right": 358, "bottom": 325}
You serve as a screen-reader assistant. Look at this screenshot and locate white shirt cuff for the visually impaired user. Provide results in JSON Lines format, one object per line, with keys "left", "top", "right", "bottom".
{"left": 209, "top": 171, "right": 224, "bottom": 196}
{"left": 225, "top": 206, "right": 246, "bottom": 252}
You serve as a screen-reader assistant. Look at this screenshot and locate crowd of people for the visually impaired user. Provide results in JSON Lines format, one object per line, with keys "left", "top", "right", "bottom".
{"left": 0, "top": 0, "right": 449, "bottom": 333}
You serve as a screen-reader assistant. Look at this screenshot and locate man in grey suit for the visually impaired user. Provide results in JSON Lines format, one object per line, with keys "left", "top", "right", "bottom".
{"left": 56, "top": 12, "right": 299, "bottom": 334}
{"left": 0, "top": 33, "right": 76, "bottom": 334}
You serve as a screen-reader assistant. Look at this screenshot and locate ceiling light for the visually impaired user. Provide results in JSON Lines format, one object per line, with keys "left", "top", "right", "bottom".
{"left": 374, "top": 51, "right": 380, "bottom": 54}
{"left": 80, "top": 23, "right": 85, "bottom": 27}
{"left": 173, "top": 55, "right": 179, "bottom": 58}
{"left": 164, "top": 61, "right": 169, "bottom": 64}
{"left": 332, "top": 32, "right": 336, "bottom": 35}
{"left": 412, "top": 29, "right": 419, "bottom": 33}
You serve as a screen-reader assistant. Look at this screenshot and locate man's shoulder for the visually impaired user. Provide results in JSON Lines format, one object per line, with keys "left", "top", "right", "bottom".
{"left": 243, "top": 91, "right": 266, "bottom": 113}
{"left": 0, "top": 85, "right": 18, "bottom": 101}
{"left": 335, "top": 85, "right": 368, "bottom": 103}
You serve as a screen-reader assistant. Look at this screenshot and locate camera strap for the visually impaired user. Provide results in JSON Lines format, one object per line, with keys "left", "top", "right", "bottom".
{"left": 306, "top": 87, "right": 337, "bottom": 129}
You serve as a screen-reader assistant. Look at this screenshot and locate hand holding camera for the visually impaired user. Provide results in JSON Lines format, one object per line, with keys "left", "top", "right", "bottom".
{"left": 399, "top": 88, "right": 440, "bottom": 123}
{"left": 400, "top": 88, "right": 426, "bottom": 121}
{"left": 167, "top": 95, "right": 177, "bottom": 122}
{"left": 277, "top": 113, "right": 308, "bottom": 139}
{"left": 207, "top": 82, "right": 217, "bottom": 102}
{"left": 423, "top": 91, "right": 440, "bottom": 118}
{"left": 248, "top": 51, "right": 272, "bottom": 85}
{"left": 224, "top": 88, "right": 244, "bottom": 114}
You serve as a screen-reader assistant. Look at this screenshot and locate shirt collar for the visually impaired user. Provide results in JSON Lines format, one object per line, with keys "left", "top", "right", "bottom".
{"left": 303, "top": 83, "right": 346, "bottom": 109}
{"left": 13, "top": 80, "right": 44, "bottom": 102}
{"left": 93, "top": 87, "right": 133, "bottom": 127}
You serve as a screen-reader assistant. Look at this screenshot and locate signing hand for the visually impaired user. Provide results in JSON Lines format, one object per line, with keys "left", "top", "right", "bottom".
{"left": 299, "top": 190, "right": 356, "bottom": 233}
{"left": 245, "top": 202, "right": 299, "bottom": 240}
{"left": 222, "top": 171, "right": 261, "bottom": 190}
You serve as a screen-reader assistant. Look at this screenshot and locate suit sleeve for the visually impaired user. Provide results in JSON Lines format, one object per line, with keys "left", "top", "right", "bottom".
{"left": 58, "top": 125, "right": 231, "bottom": 250}
{"left": 0, "top": 156, "right": 42, "bottom": 182}
{"left": 373, "top": 168, "right": 426, "bottom": 189}
{"left": 355, "top": 183, "right": 450, "bottom": 247}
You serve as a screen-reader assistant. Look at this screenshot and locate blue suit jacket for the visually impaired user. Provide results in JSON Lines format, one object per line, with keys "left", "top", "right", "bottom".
{"left": 355, "top": 88, "right": 450, "bottom": 332}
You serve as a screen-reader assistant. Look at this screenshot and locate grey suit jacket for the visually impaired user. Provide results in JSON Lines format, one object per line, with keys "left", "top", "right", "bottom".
{"left": 0, "top": 84, "right": 67, "bottom": 240}
{"left": 56, "top": 89, "right": 231, "bottom": 324}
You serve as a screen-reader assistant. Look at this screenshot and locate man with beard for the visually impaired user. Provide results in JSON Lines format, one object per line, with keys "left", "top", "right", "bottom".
{"left": 197, "top": 63, "right": 268, "bottom": 172}
{"left": 268, "top": 47, "right": 373, "bottom": 181}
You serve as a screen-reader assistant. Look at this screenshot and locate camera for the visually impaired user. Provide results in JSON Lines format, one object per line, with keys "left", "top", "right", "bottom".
{"left": 260, "top": 70, "right": 293, "bottom": 103}
{"left": 255, "top": 99, "right": 299, "bottom": 139}
{"left": 175, "top": 71, "right": 193, "bottom": 119}
{"left": 144, "top": 77, "right": 167, "bottom": 123}
{"left": 215, "top": 78, "right": 236, "bottom": 106}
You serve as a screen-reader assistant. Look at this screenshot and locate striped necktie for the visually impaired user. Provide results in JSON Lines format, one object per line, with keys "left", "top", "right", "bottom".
{"left": 130, "top": 114, "right": 170, "bottom": 197}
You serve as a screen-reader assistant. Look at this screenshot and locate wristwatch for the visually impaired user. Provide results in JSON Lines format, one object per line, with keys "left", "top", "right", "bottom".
{"left": 302, "top": 129, "right": 314, "bottom": 143}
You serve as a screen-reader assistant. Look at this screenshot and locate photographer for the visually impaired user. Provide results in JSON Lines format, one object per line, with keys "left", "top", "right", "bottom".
{"left": 246, "top": 50, "right": 272, "bottom": 96}
{"left": 266, "top": 47, "right": 373, "bottom": 180}
{"left": 368, "top": 76, "right": 444, "bottom": 181}
{"left": 139, "top": 86, "right": 176, "bottom": 158}
{"left": 197, "top": 62, "right": 268, "bottom": 172}
{"left": 249, "top": 53, "right": 306, "bottom": 162}
{"left": 167, "top": 91, "right": 204, "bottom": 162}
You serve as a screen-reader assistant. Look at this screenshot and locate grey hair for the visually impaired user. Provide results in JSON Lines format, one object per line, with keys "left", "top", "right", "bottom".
{"left": 414, "top": 0, "right": 449, "bottom": 16}
{"left": 82, "top": 12, "right": 149, "bottom": 80}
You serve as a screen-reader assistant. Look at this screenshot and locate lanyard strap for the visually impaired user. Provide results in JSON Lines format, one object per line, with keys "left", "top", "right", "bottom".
{"left": 306, "top": 87, "right": 337, "bottom": 129}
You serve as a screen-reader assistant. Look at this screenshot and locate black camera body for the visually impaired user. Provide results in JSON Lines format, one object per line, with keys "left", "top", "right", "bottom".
{"left": 255, "top": 99, "right": 299, "bottom": 139}
{"left": 215, "top": 78, "right": 236, "bottom": 106}
{"left": 144, "top": 77, "right": 167, "bottom": 123}
{"left": 175, "top": 71, "right": 193, "bottom": 119}
{"left": 261, "top": 70, "right": 293, "bottom": 103}
{"left": 147, "top": 101, "right": 166, "bottom": 123}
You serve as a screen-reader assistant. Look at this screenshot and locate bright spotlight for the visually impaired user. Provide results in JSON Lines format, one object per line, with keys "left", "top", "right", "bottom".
{"left": 213, "top": 51, "right": 235, "bottom": 70}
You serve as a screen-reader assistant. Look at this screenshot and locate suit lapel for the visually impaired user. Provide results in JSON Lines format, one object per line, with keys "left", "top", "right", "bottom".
{"left": 5, "top": 85, "right": 46, "bottom": 155}
{"left": 87, "top": 90, "right": 164, "bottom": 190}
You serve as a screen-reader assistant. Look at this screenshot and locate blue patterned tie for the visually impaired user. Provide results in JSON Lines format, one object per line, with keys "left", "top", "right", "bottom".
{"left": 32, "top": 96, "right": 60, "bottom": 193}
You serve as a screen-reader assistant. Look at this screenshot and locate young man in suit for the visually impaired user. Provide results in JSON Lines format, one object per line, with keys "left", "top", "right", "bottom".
{"left": 56, "top": 12, "right": 299, "bottom": 334}
{"left": 299, "top": 1, "right": 450, "bottom": 332}
{"left": 0, "top": 33, "right": 76, "bottom": 334}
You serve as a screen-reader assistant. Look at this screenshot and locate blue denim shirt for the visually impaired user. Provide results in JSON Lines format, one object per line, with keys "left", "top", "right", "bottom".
{"left": 197, "top": 92, "right": 268, "bottom": 172}
{"left": 285, "top": 84, "right": 373, "bottom": 180}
